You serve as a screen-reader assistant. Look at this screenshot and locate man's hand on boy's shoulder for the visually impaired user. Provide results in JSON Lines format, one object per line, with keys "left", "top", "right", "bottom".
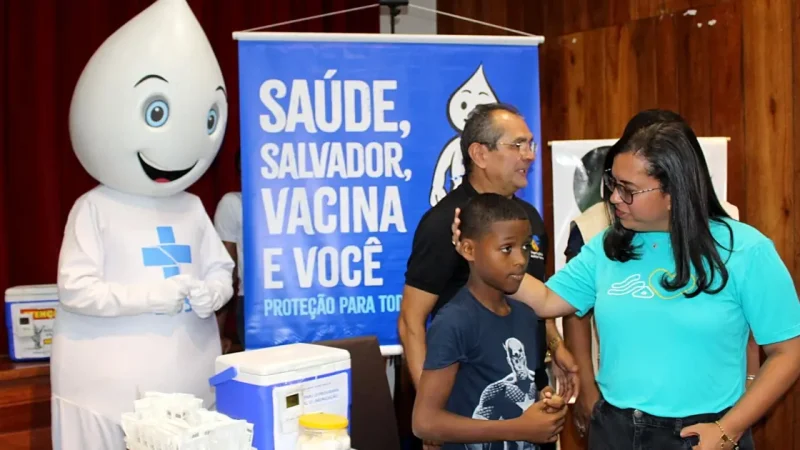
{"left": 514, "top": 390, "right": 568, "bottom": 444}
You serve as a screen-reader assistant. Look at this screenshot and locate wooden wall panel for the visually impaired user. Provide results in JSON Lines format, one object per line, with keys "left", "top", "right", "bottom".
{"left": 440, "top": 0, "right": 740, "bottom": 36}
{"left": 629, "top": 0, "right": 663, "bottom": 21}
{"left": 654, "top": 15, "right": 680, "bottom": 111}
{"left": 794, "top": 0, "right": 800, "bottom": 310}
{"left": 582, "top": 30, "right": 610, "bottom": 139}
{"left": 675, "top": 8, "right": 711, "bottom": 135}
{"left": 664, "top": 0, "right": 734, "bottom": 10}
{"left": 743, "top": 0, "right": 796, "bottom": 446}
{"left": 708, "top": 1, "right": 745, "bottom": 216}
{"left": 630, "top": 20, "right": 659, "bottom": 110}
{"left": 563, "top": 0, "right": 591, "bottom": 35}
{"left": 437, "top": 0, "right": 800, "bottom": 449}
{"left": 437, "top": 0, "right": 544, "bottom": 35}
{"left": 742, "top": 1, "right": 794, "bottom": 261}
{"left": 564, "top": 33, "right": 587, "bottom": 137}
{"left": 603, "top": 25, "right": 632, "bottom": 132}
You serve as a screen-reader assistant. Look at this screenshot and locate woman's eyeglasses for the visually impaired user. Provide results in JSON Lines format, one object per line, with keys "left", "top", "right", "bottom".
{"left": 602, "top": 170, "right": 661, "bottom": 205}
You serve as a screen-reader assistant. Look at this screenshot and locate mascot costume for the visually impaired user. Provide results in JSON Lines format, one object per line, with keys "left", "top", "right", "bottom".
{"left": 51, "top": 0, "right": 234, "bottom": 448}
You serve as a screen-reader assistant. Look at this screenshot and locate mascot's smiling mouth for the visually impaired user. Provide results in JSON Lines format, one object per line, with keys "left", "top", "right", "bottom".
{"left": 137, "top": 152, "right": 197, "bottom": 183}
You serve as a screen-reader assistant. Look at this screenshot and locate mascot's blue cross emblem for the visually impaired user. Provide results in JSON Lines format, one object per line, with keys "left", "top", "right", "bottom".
{"left": 142, "top": 226, "right": 193, "bottom": 312}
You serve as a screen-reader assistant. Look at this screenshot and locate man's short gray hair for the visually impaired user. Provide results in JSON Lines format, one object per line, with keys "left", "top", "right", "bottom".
{"left": 460, "top": 103, "right": 523, "bottom": 177}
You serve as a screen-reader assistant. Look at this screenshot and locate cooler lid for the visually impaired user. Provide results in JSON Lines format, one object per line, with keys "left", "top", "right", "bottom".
{"left": 5, "top": 284, "right": 59, "bottom": 302}
{"left": 215, "top": 343, "right": 350, "bottom": 377}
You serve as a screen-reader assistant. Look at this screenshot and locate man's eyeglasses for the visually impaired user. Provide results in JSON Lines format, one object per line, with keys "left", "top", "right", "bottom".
{"left": 602, "top": 170, "right": 661, "bottom": 205}
{"left": 496, "top": 140, "right": 537, "bottom": 157}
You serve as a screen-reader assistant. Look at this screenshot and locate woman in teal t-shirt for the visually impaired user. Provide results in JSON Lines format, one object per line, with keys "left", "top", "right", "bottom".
{"left": 453, "top": 116, "right": 800, "bottom": 450}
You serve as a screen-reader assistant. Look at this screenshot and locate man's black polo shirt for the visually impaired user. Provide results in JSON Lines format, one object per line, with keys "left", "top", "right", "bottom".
{"left": 404, "top": 180, "right": 549, "bottom": 318}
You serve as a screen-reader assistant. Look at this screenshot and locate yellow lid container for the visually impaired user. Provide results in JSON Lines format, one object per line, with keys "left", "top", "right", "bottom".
{"left": 298, "top": 412, "right": 349, "bottom": 430}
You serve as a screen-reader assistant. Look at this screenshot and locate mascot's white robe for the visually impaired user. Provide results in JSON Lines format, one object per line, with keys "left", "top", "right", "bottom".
{"left": 51, "top": 185, "right": 234, "bottom": 449}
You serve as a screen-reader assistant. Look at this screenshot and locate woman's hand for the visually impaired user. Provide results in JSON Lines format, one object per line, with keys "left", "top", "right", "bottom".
{"left": 680, "top": 422, "right": 739, "bottom": 450}
{"left": 572, "top": 384, "right": 600, "bottom": 438}
{"left": 551, "top": 345, "right": 580, "bottom": 403}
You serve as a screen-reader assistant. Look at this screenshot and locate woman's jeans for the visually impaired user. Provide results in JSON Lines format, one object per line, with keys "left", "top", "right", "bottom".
{"left": 588, "top": 397, "right": 755, "bottom": 450}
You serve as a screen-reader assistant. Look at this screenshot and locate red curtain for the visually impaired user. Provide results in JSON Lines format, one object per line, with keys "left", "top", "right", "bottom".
{"left": 0, "top": 0, "right": 379, "bottom": 355}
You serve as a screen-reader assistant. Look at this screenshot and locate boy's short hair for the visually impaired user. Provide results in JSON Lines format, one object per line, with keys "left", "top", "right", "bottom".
{"left": 460, "top": 193, "right": 529, "bottom": 240}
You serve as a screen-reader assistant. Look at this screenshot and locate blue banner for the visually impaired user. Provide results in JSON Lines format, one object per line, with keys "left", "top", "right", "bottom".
{"left": 237, "top": 35, "right": 543, "bottom": 350}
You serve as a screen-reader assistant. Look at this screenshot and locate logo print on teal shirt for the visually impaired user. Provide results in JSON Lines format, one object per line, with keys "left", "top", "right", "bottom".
{"left": 607, "top": 274, "right": 655, "bottom": 298}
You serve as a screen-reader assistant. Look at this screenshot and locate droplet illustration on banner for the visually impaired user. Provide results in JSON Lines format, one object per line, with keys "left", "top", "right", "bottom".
{"left": 446, "top": 64, "right": 500, "bottom": 131}
{"left": 431, "top": 64, "right": 502, "bottom": 206}
{"left": 69, "top": 0, "right": 228, "bottom": 198}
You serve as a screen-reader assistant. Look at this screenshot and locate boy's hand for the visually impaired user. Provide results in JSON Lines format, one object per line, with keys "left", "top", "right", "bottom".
{"left": 540, "top": 386, "right": 566, "bottom": 413}
{"left": 516, "top": 395, "right": 568, "bottom": 443}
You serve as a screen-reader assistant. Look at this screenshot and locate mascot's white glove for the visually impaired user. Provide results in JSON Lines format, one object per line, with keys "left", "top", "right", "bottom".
{"left": 186, "top": 279, "right": 226, "bottom": 319}
{"left": 146, "top": 274, "right": 193, "bottom": 315}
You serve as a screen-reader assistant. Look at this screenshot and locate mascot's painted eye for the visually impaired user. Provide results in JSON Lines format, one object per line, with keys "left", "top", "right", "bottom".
{"left": 207, "top": 108, "right": 218, "bottom": 135}
{"left": 145, "top": 100, "right": 169, "bottom": 128}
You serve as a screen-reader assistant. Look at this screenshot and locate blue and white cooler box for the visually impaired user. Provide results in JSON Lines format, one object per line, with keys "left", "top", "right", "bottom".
{"left": 211, "top": 343, "right": 352, "bottom": 450}
{"left": 4, "top": 284, "right": 59, "bottom": 361}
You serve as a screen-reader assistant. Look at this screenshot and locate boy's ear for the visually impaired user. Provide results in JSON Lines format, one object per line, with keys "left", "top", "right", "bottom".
{"left": 461, "top": 238, "right": 476, "bottom": 262}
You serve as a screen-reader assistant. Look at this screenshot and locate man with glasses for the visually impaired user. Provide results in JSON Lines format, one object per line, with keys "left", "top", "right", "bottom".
{"left": 400, "top": 102, "right": 577, "bottom": 450}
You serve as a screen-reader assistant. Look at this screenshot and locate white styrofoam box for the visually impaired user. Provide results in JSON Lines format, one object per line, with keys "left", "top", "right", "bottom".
{"left": 4, "top": 284, "right": 59, "bottom": 361}
{"left": 211, "top": 343, "right": 352, "bottom": 450}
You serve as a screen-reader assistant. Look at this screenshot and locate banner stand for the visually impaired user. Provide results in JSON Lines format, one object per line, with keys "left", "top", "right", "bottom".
{"left": 233, "top": 3, "right": 544, "bottom": 357}
{"left": 233, "top": 4, "right": 552, "bottom": 443}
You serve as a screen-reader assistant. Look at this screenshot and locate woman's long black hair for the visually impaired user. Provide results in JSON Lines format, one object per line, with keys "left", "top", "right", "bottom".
{"left": 603, "top": 111, "right": 733, "bottom": 298}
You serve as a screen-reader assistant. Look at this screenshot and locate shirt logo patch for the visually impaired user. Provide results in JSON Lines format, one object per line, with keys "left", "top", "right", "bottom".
{"left": 529, "top": 235, "right": 544, "bottom": 261}
{"left": 607, "top": 271, "right": 698, "bottom": 300}
{"left": 607, "top": 274, "right": 654, "bottom": 299}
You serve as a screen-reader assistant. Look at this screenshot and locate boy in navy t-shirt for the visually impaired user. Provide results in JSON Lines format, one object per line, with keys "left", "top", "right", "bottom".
{"left": 412, "top": 193, "right": 567, "bottom": 450}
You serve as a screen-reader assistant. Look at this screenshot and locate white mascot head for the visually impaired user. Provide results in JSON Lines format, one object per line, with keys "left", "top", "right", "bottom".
{"left": 69, "top": 0, "right": 227, "bottom": 197}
